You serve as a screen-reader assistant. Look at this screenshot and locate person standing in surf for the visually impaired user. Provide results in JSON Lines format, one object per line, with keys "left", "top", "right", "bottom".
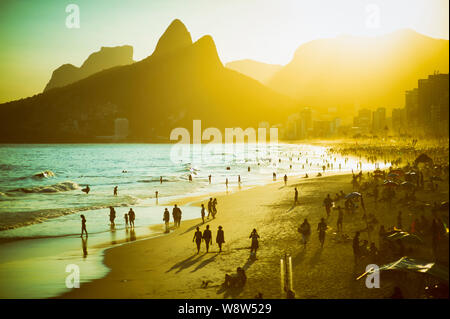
{"left": 80, "top": 215, "right": 88, "bottom": 237}
{"left": 163, "top": 208, "right": 170, "bottom": 233}
{"left": 128, "top": 208, "right": 135, "bottom": 228}
{"left": 113, "top": 186, "right": 118, "bottom": 196}
{"left": 109, "top": 206, "right": 116, "bottom": 226}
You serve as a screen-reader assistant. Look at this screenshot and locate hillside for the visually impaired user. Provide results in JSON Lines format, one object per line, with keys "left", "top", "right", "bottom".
{"left": 0, "top": 20, "right": 294, "bottom": 142}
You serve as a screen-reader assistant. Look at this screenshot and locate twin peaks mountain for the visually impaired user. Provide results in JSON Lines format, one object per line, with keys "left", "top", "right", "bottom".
{"left": 0, "top": 19, "right": 294, "bottom": 142}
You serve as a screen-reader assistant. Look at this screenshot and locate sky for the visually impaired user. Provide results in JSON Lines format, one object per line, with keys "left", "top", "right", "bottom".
{"left": 0, "top": 0, "right": 448, "bottom": 103}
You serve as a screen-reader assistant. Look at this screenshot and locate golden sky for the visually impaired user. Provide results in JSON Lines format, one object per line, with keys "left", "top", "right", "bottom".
{"left": 0, "top": 0, "right": 448, "bottom": 103}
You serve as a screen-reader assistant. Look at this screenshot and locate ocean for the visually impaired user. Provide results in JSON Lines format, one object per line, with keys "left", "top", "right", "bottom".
{"left": 0, "top": 143, "right": 380, "bottom": 298}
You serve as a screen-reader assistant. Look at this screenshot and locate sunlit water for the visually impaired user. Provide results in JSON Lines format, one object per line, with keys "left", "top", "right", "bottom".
{"left": 0, "top": 143, "right": 382, "bottom": 298}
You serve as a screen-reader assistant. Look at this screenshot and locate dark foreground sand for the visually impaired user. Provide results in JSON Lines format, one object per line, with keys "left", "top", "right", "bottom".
{"left": 60, "top": 174, "right": 448, "bottom": 299}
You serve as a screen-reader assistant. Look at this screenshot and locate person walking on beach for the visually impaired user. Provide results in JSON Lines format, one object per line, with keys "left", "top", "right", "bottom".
{"left": 109, "top": 206, "right": 116, "bottom": 226}
{"left": 128, "top": 208, "right": 135, "bottom": 228}
{"left": 298, "top": 218, "right": 311, "bottom": 248}
{"left": 323, "top": 194, "right": 333, "bottom": 219}
{"left": 172, "top": 204, "right": 182, "bottom": 228}
{"left": 163, "top": 208, "right": 170, "bottom": 233}
{"left": 207, "top": 198, "right": 213, "bottom": 219}
{"left": 283, "top": 174, "right": 288, "bottom": 186}
{"left": 193, "top": 227, "right": 203, "bottom": 254}
{"left": 113, "top": 186, "right": 118, "bottom": 196}
{"left": 216, "top": 226, "right": 225, "bottom": 252}
{"left": 294, "top": 187, "right": 299, "bottom": 205}
{"left": 124, "top": 213, "right": 129, "bottom": 227}
{"left": 317, "top": 218, "right": 327, "bottom": 249}
{"left": 353, "top": 232, "right": 360, "bottom": 264}
{"left": 80, "top": 215, "right": 88, "bottom": 237}
{"left": 202, "top": 225, "right": 212, "bottom": 253}
{"left": 336, "top": 206, "right": 344, "bottom": 232}
{"left": 201, "top": 204, "right": 206, "bottom": 224}
{"left": 212, "top": 198, "right": 218, "bottom": 218}
{"left": 208, "top": 175, "right": 212, "bottom": 184}
{"left": 249, "top": 228, "right": 260, "bottom": 258}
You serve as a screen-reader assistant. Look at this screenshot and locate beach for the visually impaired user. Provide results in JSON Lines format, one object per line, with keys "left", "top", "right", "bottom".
{"left": 60, "top": 172, "right": 449, "bottom": 299}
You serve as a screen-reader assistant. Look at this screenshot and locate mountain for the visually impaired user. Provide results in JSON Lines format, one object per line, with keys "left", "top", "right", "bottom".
{"left": 0, "top": 20, "right": 294, "bottom": 142}
{"left": 268, "top": 29, "right": 449, "bottom": 120}
{"left": 43, "top": 45, "right": 135, "bottom": 91}
{"left": 225, "top": 59, "right": 282, "bottom": 84}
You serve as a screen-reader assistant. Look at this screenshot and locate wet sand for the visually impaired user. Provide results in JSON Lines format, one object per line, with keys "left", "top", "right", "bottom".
{"left": 60, "top": 173, "right": 449, "bottom": 299}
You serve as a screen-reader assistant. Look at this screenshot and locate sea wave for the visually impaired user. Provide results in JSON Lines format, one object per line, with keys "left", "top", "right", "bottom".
{"left": 8, "top": 181, "right": 80, "bottom": 194}
{"left": 0, "top": 194, "right": 140, "bottom": 231}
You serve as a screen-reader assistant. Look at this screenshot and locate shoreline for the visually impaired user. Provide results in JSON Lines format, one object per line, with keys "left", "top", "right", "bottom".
{"left": 59, "top": 171, "right": 449, "bottom": 299}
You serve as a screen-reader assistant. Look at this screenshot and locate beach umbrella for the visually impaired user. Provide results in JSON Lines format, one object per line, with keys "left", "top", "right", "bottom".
{"left": 362, "top": 257, "right": 449, "bottom": 283}
{"left": 414, "top": 153, "right": 433, "bottom": 166}
{"left": 345, "top": 192, "right": 361, "bottom": 199}
{"left": 386, "top": 231, "right": 424, "bottom": 245}
{"left": 383, "top": 180, "right": 399, "bottom": 187}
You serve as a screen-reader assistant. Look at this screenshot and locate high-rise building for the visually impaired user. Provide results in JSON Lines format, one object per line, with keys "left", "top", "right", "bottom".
{"left": 417, "top": 73, "right": 449, "bottom": 134}
{"left": 372, "top": 107, "right": 386, "bottom": 132}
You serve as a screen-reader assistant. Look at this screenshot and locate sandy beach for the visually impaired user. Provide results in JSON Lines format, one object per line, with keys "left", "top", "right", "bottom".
{"left": 60, "top": 172, "right": 449, "bottom": 299}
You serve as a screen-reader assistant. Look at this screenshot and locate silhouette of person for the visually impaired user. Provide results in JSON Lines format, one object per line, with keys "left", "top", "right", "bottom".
{"left": 193, "top": 227, "right": 202, "bottom": 254}
{"left": 284, "top": 174, "right": 287, "bottom": 186}
{"left": 163, "top": 208, "right": 170, "bottom": 233}
{"left": 201, "top": 204, "right": 205, "bottom": 224}
{"left": 109, "top": 206, "right": 116, "bottom": 226}
{"left": 124, "top": 213, "right": 129, "bottom": 227}
{"left": 323, "top": 194, "right": 333, "bottom": 218}
{"left": 189, "top": 174, "right": 193, "bottom": 182}
{"left": 207, "top": 198, "right": 213, "bottom": 219}
{"left": 113, "top": 186, "right": 118, "bottom": 196}
{"left": 202, "top": 225, "right": 212, "bottom": 253}
{"left": 216, "top": 226, "right": 225, "bottom": 252}
{"left": 249, "top": 228, "right": 260, "bottom": 258}
{"left": 80, "top": 214, "right": 88, "bottom": 237}
{"left": 212, "top": 198, "right": 218, "bottom": 218}
{"left": 208, "top": 175, "right": 212, "bottom": 184}
{"left": 128, "top": 208, "right": 135, "bottom": 228}
{"left": 160, "top": 176, "right": 163, "bottom": 184}
{"left": 225, "top": 178, "right": 229, "bottom": 190}
{"left": 82, "top": 185, "right": 90, "bottom": 194}
{"left": 294, "top": 187, "right": 298, "bottom": 205}
{"left": 317, "top": 218, "right": 327, "bottom": 248}
{"left": 298, "top": 218, "right": 311, "bottom": 248}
